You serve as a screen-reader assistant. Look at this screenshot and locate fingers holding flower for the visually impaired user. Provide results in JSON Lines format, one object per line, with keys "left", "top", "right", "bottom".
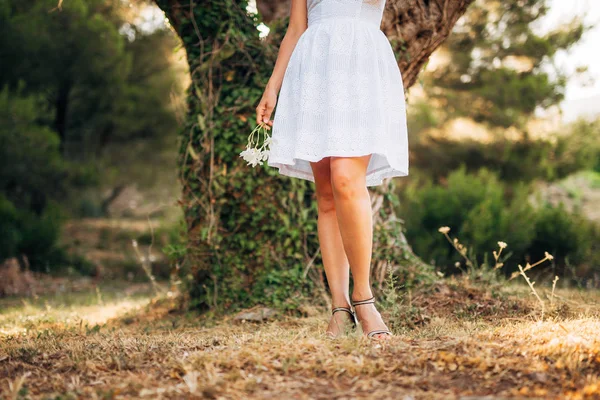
{"left": 256, "top": 89, "right": 277, "bottom": 130}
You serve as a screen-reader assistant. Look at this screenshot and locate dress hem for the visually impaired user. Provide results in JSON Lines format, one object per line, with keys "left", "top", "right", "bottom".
{"left": 267, "top": 151, "right": 409, "bottom": 187}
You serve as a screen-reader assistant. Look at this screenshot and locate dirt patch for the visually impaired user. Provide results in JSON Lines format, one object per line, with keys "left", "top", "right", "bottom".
{"left": 412, "top": 281, "right": 531, "bottom": 321}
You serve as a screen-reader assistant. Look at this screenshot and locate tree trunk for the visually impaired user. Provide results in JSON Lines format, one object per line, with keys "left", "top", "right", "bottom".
{"left": 153, "top": 0, "right": 472, "bottom": 310}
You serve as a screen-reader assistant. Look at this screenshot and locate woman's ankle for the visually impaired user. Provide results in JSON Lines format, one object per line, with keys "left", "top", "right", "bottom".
{"left": 351, "top": 287, "right": 374, "bottom": 302}
{"left": 331, "top": 295, "right": 351, "bottom": 309}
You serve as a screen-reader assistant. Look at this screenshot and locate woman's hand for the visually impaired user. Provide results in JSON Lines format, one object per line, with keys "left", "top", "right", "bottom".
{"left": 256, "top": 88, "right": 278, "bottom": 130}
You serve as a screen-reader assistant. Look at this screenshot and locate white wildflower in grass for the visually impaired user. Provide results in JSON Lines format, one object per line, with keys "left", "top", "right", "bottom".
{"left": 551, "top": 275, "right": 559, "bottom": 306}
{"left": 493, "top": 241, "right": 508, "bottom": 269}
{"left": 240, "top": 122, "right": 272, "bottom": 168}
{"left": 436, "top": 225, "right": 556, "bottom": 308}
{"left": 438, "top": 226, "right": 472, "bottom": 271}
{"left": 438, "top": 226, "right": 450, "bottom": 234}
{"left": 509, "top": 253, "right": 554, "bottom": 281}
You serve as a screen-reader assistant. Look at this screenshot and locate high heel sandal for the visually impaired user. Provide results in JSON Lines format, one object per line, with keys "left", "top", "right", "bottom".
{"left": 326, "top": 306, "right": 358, "bottom": 338}
{"left": 351, "top": 296, "right": 393, "bottom": 339}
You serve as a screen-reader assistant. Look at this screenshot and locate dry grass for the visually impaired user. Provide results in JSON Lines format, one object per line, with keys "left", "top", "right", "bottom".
{"left": 1, "top": 281, "right": 600, "bottom": 400}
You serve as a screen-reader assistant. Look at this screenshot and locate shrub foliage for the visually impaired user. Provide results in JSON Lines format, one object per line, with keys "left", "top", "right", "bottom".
{"left": 401, "top": 167, "right": 599, "bottom": 277}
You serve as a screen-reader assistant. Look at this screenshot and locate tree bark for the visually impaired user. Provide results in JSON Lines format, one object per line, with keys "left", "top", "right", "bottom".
{"left": 381, "top": 0, "right": 473, "bottom": 89}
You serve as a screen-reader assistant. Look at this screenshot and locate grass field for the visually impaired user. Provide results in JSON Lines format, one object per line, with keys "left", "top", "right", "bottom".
{"left": 1, "top": 278, "right": 599, "bottom": 399}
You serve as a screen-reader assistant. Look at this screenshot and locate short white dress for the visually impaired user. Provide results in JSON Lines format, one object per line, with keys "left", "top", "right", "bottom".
{"left": 267, "top": 0, "right": 409, "bottom": 187}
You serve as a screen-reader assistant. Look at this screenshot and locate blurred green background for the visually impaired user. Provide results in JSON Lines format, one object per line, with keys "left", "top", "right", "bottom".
{"left": 0, "top": 0, "right": 599, "bottom": 297}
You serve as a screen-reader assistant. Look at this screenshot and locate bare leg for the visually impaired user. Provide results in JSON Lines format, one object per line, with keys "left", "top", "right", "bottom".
{"left": 309, "top": 157, "right": 353, "bottom": 337}
{"left": 329, "top": 155, "right": 391, "bottom": 340}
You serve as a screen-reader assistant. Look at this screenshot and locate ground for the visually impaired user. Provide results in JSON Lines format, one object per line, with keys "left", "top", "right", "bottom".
{"left": 1, "top": 278, "right": 599, "bottom": 400}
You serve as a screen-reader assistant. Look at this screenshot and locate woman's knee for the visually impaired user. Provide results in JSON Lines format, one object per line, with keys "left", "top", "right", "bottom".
{"left": 316, "top": 187, "right": 336, "bottom": 214}
{"left": 330, "top": 168, "right": 363, "bottom": 200}
{"left": 310, "top": 158, "right": 336, "bottom": 214}
{"left": 329, "top": 157, "right": 369, "bottom": 200}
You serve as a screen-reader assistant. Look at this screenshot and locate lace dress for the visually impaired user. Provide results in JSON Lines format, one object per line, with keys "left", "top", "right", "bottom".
{"left": 266, "top": 0, "right": 409, "bottom": 186}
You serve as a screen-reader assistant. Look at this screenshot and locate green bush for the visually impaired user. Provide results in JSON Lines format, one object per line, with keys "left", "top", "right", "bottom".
{"left": 408, "top": 118, "right": 600, "bottom": 183}
{"left": 409, "top": 136, "right": 553, "bottom": 183}
{"left": 0, "top": 194, "right": 20, "bottom": 258}
{"left": 529, "top": 204, "right": 596, "bottom": 275}
{"left": 0, "top": 194, "right": 69, "bottom": 272}
{"left": 400, "top": 167, "right": 598, "bottom": 277}
{"left": 552, "top": 119, "right": 600, "bottom": 177}
{"left": 18, "top": 203, "right": 68, "bottom": 272}
{"left": 0, "top": 87, "right": 72, "bottom": 271}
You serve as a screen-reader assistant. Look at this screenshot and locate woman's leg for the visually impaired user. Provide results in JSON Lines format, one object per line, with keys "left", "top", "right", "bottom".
{"left": 309, "top": 157, "right": 353, "bottom": 337}
{"left": 329, "top": 155, "right": 391, "bottom": 340}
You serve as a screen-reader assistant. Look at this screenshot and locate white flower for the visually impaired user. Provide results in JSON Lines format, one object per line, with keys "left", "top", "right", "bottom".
{"left": 438, "top": 226, "right": 450, "bottom": 234}
{"left": 261, "top": 149, "right": 270, "bottom": 161}
{"left": 498, "top": 241, "right": 507, "bottom": 249}
{"left": 248, "top": 150, "right": 261, "bottom": 167}
{"left": 239, "top": 147, "right": 262, "bottom": 167}
{"left": 240, "top": 124, "right": 274, "bottom": 168}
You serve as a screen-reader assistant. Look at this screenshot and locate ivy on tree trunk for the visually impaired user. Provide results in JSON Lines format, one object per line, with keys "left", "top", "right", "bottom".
{"left": 153, "top": 0, "right": 473, "bottom": 311}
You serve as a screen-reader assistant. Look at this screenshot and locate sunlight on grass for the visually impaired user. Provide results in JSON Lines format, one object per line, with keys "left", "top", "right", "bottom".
{"left": 0, "top": 283, "right": 153, "bottom": 336}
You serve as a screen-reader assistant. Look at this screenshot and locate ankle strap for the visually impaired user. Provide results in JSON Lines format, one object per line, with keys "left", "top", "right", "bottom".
{"left": 332, "top": 306, "right": 353, "bottom": 315}
{"left": 351, "top": 296, "right": 375, "bottom": 307}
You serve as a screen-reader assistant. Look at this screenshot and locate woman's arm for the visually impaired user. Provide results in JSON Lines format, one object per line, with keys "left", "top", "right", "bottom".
{"left": 264, "top": 0, "right": 308, "bottom": 94}
{"left": 256, "top": 0, "right": 308, "bottom": 128}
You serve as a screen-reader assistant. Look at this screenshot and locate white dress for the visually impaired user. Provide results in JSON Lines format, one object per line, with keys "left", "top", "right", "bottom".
{"left": 267, "top": 0, "right": 409, "bottom": 187}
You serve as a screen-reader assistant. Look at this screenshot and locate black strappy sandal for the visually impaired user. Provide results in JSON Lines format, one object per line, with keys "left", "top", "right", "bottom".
{"left": 351, "top": 296, "right": 393, "bottom": 339}
{"left": 326, "top": 306, "right": 358, "bottom": 338}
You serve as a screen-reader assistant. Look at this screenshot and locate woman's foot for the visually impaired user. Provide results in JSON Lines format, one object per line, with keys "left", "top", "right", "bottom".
{"left": 326, "top": 306, "right": 356, "bottom": 339}
{"left": 351, "top": 296, "right": 392, "bottom": 340}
